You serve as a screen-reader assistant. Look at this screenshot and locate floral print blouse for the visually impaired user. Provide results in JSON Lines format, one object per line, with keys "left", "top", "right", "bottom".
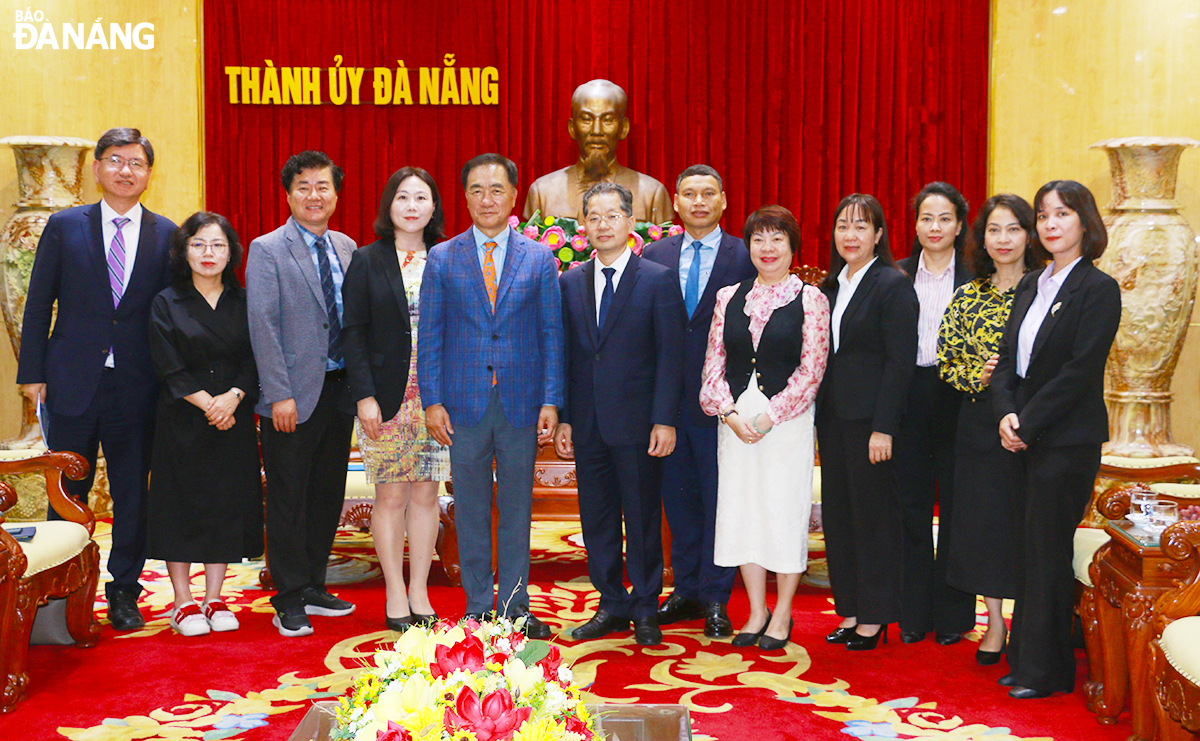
{"left": 937, "top": 277, "right": 1018, "bottom": 394}
{"left": 699, "top": 275, "right": 831, "bottom": 424}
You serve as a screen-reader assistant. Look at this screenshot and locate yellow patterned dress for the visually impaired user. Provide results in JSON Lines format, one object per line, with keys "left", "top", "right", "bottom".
{"left": 936, "top": 277, "right": 1021, "bottom": 599}
{"left": 355, "top": 252, "right": 451, "bottom": 483}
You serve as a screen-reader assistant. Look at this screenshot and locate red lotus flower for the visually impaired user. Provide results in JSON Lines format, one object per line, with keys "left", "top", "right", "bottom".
{"left": 668, "top": 225, "right": 684, "bottom": 237}
{"left": 562, "top": 714, "right": 593, "bottom": 739}
{"left": 429, "top": 634, "right": 487, "bottom": 679}
{"left": 537, "top": 644, "right": 563, "bottom": 683}
{"left": 508, "top": 215, "right": 520, "bottom": 230}
{"left": 443, "top": 686, "right": 532, "bottom": 741}
{"left": 628, "top": 231, "right": 645, "bottom": 256}
{"left": 376, "top": 719, "right": 413, "bottom": 741}
{"left": 647, "top": 224, "right": 663, "bottom": 241}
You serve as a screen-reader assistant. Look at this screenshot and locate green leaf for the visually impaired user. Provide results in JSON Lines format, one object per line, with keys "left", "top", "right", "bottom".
{"left": 516, "top": 640, "right": 551, "bottom": 666}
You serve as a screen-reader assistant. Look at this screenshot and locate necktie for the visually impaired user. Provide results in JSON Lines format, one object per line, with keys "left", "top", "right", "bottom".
{"left": 684, "top": 240, "right": 703, "bottom": 318}
{"left": 599, "top": 267, "right": 615, "bottom": 331}
{"left": 483, "top": 241, "right": 498, "bottom": 310}
{"left": 315, "top": 235, "right": 343, "bottom": 364}
{"left": 108, "top": 217, "right": 131, "bottom": 308}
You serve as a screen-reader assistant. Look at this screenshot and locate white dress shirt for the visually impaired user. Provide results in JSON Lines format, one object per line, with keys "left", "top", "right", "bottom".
{"left": 593, "top": 247, "right": 632, "bottom": 326}
{"left": 831, "top": 257, "right": 877, "bottom": 353}
{"left": 99, "top": 199, "right": 143, "bottom": 368}
{"left": 472, "top": 224, "right": 510, "bottom": 282}
{"left": 1016, "top": 256, "right": 1083, "bottom": 378}
{"left": 913, "top": 251, "right": 956, "bottom": 367}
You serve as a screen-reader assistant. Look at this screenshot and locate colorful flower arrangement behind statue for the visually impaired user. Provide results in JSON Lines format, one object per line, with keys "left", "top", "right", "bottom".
{"left": 333, "top": 616, "right": 597, "bottom": 741}
{"left": 511, "top": 213, "right": 681, "bottom": 272}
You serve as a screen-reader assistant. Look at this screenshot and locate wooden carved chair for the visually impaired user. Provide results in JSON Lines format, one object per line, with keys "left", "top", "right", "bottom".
{"left": 0, "top": 451, "right": 99, "bottom": 712}
{"left": 1149, "top": 520, "right": 1200, "bottom": 740}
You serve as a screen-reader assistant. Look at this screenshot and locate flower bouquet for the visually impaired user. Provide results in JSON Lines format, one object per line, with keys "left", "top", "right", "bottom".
{"left": 333, "top": 615, "right": 597, "bottom": 741}
{"left": 511, "top": 213, "right": 682, "bottom": 272}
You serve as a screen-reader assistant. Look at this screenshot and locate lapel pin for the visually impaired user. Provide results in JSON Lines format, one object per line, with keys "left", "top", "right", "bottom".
{"left": 1051, "top": 301, "right": 1062, "bottom": 316}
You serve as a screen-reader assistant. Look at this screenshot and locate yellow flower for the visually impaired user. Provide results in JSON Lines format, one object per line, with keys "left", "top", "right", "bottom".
{"left": 353, "top": 717, "right": 387, "bottom": 741}
{"left": 402, "top": 705, "right": 444, "bottom": 735}
{"left": 503, "top": 657, "right": 543, "bottom": 698}
{"left": 512, "top": 717, "right": 568, "bottom": 741}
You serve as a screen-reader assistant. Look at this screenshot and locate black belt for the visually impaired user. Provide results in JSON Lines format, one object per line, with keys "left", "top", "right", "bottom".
{"left": 325, "top": 368, "right": 346, "bottom": 381}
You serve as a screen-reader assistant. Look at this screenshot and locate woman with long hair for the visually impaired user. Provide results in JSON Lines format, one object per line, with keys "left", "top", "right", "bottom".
{"left": 991, "top": 181, "right": 1120, "bottom": 698}
{"left": 342, "top": 167, "right": 449, "bottom": 631}
{"left": 817, "top": 194, "right": 918, "bottom": 651}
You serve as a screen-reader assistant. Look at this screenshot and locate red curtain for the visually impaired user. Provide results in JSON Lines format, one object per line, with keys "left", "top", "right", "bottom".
{"left": 203, "top": 0, "right": 988, "bottom": 269}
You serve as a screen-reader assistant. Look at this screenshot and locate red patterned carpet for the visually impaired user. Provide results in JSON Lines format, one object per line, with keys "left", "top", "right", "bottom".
{"left": 0, "top": 520, "right": 1132, "bottom": 740}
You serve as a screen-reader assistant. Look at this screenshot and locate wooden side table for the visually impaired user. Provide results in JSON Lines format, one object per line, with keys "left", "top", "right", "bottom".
{"left": 1092, "top": 508, "right": 1197, "bottom": 740}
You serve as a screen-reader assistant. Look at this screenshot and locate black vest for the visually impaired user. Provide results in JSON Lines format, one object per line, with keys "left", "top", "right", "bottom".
{"left": 723, "top": 278, "right": 806, "bottom": 399}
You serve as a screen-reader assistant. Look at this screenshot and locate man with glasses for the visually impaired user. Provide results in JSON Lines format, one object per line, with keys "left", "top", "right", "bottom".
{"left": 245, "top": 150, "right": 357, "bottom": 637}
{"left": 18, "top": 127, "right": 175, "bottom": 631}
{"left": 553, "top": 182, "right": 683, "bottom": 646}
{"left": 418, "top": 153, "right": 562, "bottom": 637}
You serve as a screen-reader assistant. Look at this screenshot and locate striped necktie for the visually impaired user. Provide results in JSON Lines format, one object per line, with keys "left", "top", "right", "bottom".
{"left": 108, "top": 217, "right": 131, "bottom": 307}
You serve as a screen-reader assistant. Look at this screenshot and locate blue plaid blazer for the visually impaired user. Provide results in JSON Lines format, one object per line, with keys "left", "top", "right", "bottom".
{"left": 417, "top": 227, "right": 564, "bottom": 428}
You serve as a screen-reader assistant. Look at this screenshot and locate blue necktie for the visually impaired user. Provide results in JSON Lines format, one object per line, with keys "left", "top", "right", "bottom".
{"left": 684, "top": 240, "right": 703, "bottom": 318}
{"left": 598, "top": 267, "right": 615, "bottom": 331}
{"left": 315, "top": 235, "right": 343, "bottom": 364}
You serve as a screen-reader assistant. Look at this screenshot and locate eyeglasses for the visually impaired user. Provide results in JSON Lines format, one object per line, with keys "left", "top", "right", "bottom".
{"left": 584, "top": 213, "right": 629, "bottom": 227}
{"left": 187, "top": 240, "right": 230, "bottom": 255}
{"left": 101, "top": 155, "right": 149, "bottom": 172}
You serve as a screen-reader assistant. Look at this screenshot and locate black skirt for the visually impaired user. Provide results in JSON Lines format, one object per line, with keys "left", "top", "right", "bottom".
{"left": 944, "top": 390, "right": 1021, "bottom": 599}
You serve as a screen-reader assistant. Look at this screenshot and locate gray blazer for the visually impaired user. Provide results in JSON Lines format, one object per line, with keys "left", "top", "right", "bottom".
{"left": 246, "top": 216, "right": 356, "bottom": 424}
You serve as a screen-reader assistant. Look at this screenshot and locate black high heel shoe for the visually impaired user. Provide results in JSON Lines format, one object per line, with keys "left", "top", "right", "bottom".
{"left": 731, "top": 610, "right": 772, "bottom": 647}
{"left": 846, "top": 624, "right": 888, "bottom": 651}
{"left": 826, "top": 626, "right": 856, "bottom": 644}
{"left": 386, "top": 614, "right": 414, "bottom": 632}
{"left": 412, "top": 611, "right": 439, "bottom": 628}
{"left": 758, "top": 618, "right": 794, "bottom": 651}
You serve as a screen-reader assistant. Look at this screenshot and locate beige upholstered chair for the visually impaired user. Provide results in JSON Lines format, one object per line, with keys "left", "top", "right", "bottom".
{"left": 1149, "top": 520, "right": 1200, "bottom": 740}
{"left": 1075, "top": 526, "right": 1111, "bottom": 711}
{"left": 0, "top": 451, "right": 99, "bottom": 712}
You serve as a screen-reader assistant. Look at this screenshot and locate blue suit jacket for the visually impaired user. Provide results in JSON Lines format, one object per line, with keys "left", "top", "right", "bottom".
{"left": 642, "top": 231, "right": 755, "bottom": 428}
{"left": 17, "top": 202, "right": 173, "bottom": 416}
{"left": 559, "top": 253, "right": 685, "bottom": 447}
{"left": 417, "top": 227, "right": 564, "bottom": 428}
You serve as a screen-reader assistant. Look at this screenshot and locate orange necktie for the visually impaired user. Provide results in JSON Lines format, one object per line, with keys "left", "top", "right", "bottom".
{"left": 483, "top": 241, "right": 498, "bottom": 385}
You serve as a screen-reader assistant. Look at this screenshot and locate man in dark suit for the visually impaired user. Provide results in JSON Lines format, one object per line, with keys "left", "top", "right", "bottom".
{"left": 418, "top": 154, "right": 563, "bottom": 638}
{"left": 246, "top": 150, "right": 357, "bottom": 637}
{"left": 18, "top": 127, "right": 173, "bottom": 631}
{"left": 642, "top": 165, "right": 755, "bottom": 637}
{"left": 555, "top": 182, "right": 684, "bottom": 646}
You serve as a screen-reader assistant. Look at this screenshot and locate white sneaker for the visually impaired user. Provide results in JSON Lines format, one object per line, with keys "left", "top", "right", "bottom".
{"left": 204, "top": 601, "right": 240, "bottom": 632}
{"left": 170, "top": 603, "right": 211, "bottom": 637}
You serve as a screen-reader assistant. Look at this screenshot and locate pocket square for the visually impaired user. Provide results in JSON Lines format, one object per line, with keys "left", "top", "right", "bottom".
{"left": 1051, "top": 301, "right": 1062, "bottom": 316}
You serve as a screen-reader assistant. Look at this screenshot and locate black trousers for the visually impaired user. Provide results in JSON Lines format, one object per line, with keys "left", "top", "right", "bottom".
{"left": 893, "top": 366, "right": 976, "bottom": 634}
{"left": 817, "top": 410, "right": 903, "bottom": 625}
{"left": 574, "top": 416, "right": 665, "bottom": 620}
{"left": 47, "top": 369, "right": 153, "bottom": 599}
{"left": 1007, "top": 442, "right": 1100, "bottom": 693}
{"left": 660, "top": 423, "right": 734, "bottom": 604}
{"left": 260, "top": 373, "right": 354, "bottom": 610}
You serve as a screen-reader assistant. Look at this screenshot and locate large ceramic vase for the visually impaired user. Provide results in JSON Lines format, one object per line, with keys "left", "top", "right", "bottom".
{"left": 1093, "top": 136, "right": 1200, "bottom": 457}
{"left": 0, "top": 136, "right": 93, "bottom": 450}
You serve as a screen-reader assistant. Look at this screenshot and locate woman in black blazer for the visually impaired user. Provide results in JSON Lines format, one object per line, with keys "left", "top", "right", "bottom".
{"left": 817, "top": 194, "right": 919, "bottom": 650}
{"left": 342, "top": 167, "right": 448, "bottom": 632}
{"left": 991, "top": 180, "right": 1121, "bottom": 699}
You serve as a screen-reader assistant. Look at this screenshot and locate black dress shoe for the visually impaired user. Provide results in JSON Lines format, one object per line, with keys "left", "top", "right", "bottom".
{"left": 107, "top": 591, "right": 145, "bottom": 632}
{"left": 998, "top": 673, "right": 1019, "bottom": 687}
{"left": 935, "top": 631, "right": 964, "bottom": 646}
{"left": 412, "top": 611, "right": 439, "bottom": 627}
{"left": 758, "top": 618, "right": 794, "bottom": 651}
{"left": 846, "top": 624, "right": 888, "bottom": 651}
{"left": 1009, "top": 686, "right": 1052, "bottom": 699}
{"left": 633, "top": 616, "right": 662, "bottom": 646}
{"left": 703, "top": 602, "right": 734, "bottom": 638}
{"left": 826, "top": 626, "right": 856, "bottom": 644}
{"left": 571, "top": 610, "right": 631, "bottom": 640}
{"left": 657, "top": 593, "right": 705, "bottom": 624}
{"left": 900, "top": 630, "right": 926, "bottom": 644}
{"left": 732, "top": 610, "right": 772, "bottom": 647}
{"left": 386, "top": 614, "right": 414, "bottom": 632}
{"left": 519, "top": 613, "right": 552, "bottom": 639}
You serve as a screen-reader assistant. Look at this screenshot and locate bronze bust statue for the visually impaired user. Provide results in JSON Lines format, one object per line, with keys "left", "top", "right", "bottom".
{"left": 523, "top": 79, "right": 672, "bottom": 224}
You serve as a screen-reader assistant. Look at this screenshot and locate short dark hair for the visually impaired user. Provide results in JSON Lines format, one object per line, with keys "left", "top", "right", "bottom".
{"left": 372, "top": 166, "right": 446, "bottom": 246}
{"left": 821, "top": 193, "right": 897, "bottom": 292}
{"left": 582, "top": 182, "right": 633, "bottom": 217}
{"left": 742, "top": 205, "right": 799, "bottom": 255}
{"left": 281, "top": 150, "right": 344, "bottom": 193}
{"left": 970, "top": 193, "right": 1045, "bottom": 279}
{"left": 1032, "top": 180, "right": 1109, "bottom": 261}
{"left": 95, "top": 127, "right": 154, "bottom": 166}
{"left": 169, "top": 212, "right": 244, "bottom": 288}
{"left": 910, "top": 181, "right": 969, "bottom": 260}
{"left": 675, "top": 164, "right": 724, "bottom": 191}
{"left": 460, "top": 153, "right": 518, "bottom": 190}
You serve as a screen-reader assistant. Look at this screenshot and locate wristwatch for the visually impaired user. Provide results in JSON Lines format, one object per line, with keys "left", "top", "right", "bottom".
{"left": 231, "top": 389, "right": 244, "bottom": 400}
{"left": 718, "top": 408, "right": 737, "bottom": 425}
